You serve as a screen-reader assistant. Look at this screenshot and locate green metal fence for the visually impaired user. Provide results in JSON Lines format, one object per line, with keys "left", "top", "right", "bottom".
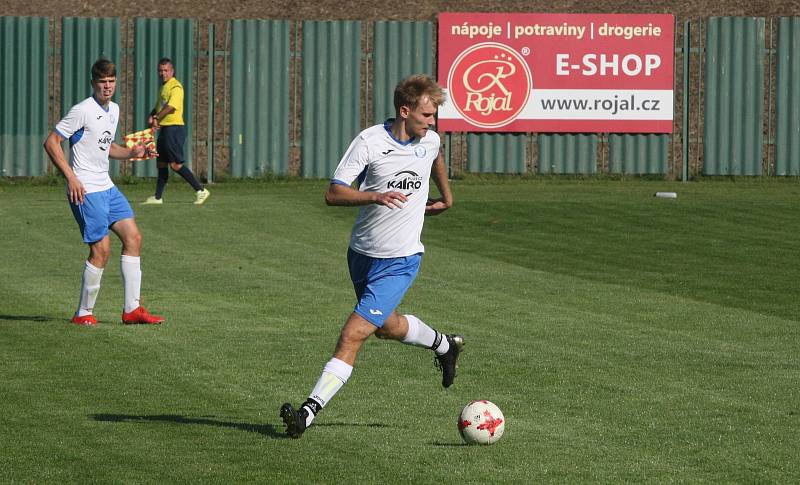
{"left": 538, "top": 134, "right": 598, "bottom": 174}
{"left": 61, "top": 17, "right": 121, "bottom": 109}
{"left": 300, "top": 21, "right": 361, "bottom": 179}
{"left": 228, "top": 19, "right": 290, "bottom": 177}
{"left": 132, "top": 17, "right": 196, "bottom": 177}
{"left": 608, "top": 134, "right": 670, "bottom": 175}
{"left": 2, "top": 15, "right": 800, "bottom": 179}
{"left": 61, "top": 17, "right": 122, "bottom": 176}
{"left": 775, "top": 17, "right": 800, "bottom": 176}
{"left": 703, "top": 17, "right": 765, "bottom": 176}
{"left": 466, "top": 133, "right": 527, "bottom": 174}
{"left": 371, "top": 21, "right": 434, "bottom": 124}
{"left": 1, "top": 16, "right": 49, "bottom": 177}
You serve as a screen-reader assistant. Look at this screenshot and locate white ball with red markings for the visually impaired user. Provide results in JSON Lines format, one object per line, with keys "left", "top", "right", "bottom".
{"left": 458, "top": 400, "right": 505, "bottom": 445}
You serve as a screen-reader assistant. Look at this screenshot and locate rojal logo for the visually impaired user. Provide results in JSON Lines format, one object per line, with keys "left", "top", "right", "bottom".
{"left": 387, "top": 170, "right": 423, "bottom": 195}
{"left": 447, "top": 42, "right": 532, "bottom": 128}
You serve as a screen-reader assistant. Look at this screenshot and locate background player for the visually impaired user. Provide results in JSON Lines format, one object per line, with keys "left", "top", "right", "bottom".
{"left": 43, "top": 58, "right": 164, "bottom": 326}
{"left": 280, "top": 74, "right": 462, "bottom": 438}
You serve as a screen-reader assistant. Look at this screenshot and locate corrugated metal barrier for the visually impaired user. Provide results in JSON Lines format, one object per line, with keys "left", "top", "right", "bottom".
{"left": 61, "top": 17, "right": 122, "bottom": 176}
{"left": 301, "top": 21, "right": 361, "bottom": 179}
{"left": 229, "top": 19, "right": 290, "bottom": 176}
{"left": 538, "top": 134, "right": 598, "bottom": 174}
{"left": 466, "top": 133, "right": 527, "bottom": 174}
{"left": 371, "top": 21, "right": 433, "bottom": 124}
{"left": 775, "top": 17, "right": 800, "bottom": 175}
{"left": 3, "top": 16, "right": 800, "bottom": 179}
{"left": 608, "top": 134, "right": 670, "bottom": 174}
{"left": 61, "top": 17, "right": 121, "bottom": 109}
{"left": 1, "top": 16, "right": 49, "bottom": 176}
{"left": 132, "top": 17, "right": 196, "bottom": 177}
{"left": 703, "top": 17, "right": 765, "bottom": 176}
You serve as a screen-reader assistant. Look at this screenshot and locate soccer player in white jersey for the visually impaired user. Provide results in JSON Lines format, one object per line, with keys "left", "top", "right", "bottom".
{"left": 280, "top": 74, "right": 463, "bottom": 438}
{"left": 43, "top": 58, "right": 164, "bottom": 326}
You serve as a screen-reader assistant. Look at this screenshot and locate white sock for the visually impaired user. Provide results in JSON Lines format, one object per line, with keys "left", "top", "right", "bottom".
{"left": 120, "top": 255, "right": 141, "bottom": 313}
{"left": 304, "top": 357, "right": 353, "bottom": 426}
{"left": 402, "top": 314, "right": 450, "bottom": 355}
{"left": 76, "top": 261, "right": 103, "bottom": 317}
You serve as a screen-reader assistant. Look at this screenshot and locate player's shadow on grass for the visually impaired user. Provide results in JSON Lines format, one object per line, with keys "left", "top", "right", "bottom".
{"left": 0, "top": 314, "right": 59, "bottom": 324}
{"left": 91, "top": 413, "right": 285, "bottom": 439}
{"left": 311, "top": 422, "right": 394, "bottom": 430}
{"left": 91, "top": 414, "right": 396, "bottom": 439}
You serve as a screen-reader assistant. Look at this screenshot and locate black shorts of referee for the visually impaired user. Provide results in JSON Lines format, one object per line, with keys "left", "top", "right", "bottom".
{"left": 156, "top": 125, "right": 186, "bottom": 164}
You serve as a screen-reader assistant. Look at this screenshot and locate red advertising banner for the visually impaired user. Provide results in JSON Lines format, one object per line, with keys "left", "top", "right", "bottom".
{"left": 437, "top": 13, "right": 675, "bottom": 133}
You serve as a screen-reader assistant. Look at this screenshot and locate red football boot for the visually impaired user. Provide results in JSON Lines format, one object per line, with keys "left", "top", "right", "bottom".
{"left": 71, "top": 314, "right": 98, "bottom": 326}
{"left": 122, "top": 306, "right": 165, "bottom": 325}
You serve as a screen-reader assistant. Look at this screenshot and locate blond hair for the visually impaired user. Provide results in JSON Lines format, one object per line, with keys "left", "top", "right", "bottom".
{"left": 393, "top": 74, "right": 445, "bottom": 112}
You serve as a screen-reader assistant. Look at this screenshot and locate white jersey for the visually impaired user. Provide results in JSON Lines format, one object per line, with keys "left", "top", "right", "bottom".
{"left": 54, "top": 96, "right": 119, "bottom": 193}
{"left": 332, "top": 120, "right": 440, "bottom": 258}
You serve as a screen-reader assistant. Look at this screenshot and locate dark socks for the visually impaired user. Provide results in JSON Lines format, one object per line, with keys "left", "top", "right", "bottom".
{"left": 176, "top": 165, "right": 203, "bottom": 192}
{"left": 155, "top": 167, "right": 169, "bottom": 199}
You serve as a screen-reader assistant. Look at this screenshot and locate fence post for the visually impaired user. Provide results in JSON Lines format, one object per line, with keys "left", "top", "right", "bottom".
{"left": 682, "top": 19, "right": 690, "bottom": 181}
{"left": 446, "top": 132, "right": 452, "bottom": 179}
{"left": 207, "top": 22, "right": 215, "bottom": 183}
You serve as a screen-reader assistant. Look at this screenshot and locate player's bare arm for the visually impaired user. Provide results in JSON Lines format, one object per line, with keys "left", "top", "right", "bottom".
{"left": 109, "top": 142, "right": 148, "bottom": 160}
{"left": 325, "top": 183, "right": 407, "bottom": 209}
{"left": 43, "top": 131, "right": 85, "bottom": 204}
{"left": 425, "top": 152, "right": 453, "bottom": 216}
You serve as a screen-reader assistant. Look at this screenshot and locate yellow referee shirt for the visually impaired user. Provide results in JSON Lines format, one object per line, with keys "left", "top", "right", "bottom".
{"left": 154, "top": 77, "right": 184, "bottom": 126}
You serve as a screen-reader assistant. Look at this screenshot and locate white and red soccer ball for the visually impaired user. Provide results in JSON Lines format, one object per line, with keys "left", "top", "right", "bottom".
{"left": 458, "top": 400, "right": 505, "bottom": 445}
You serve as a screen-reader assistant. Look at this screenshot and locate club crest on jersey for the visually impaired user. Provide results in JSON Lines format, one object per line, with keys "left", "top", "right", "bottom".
{"left": 98, "top": 130, "right": 114, "bottom": 151}
{"left": 387, "top": 170, "right": 423, "bottom": 194}
{"left": 414, "top": 145, "right": 427, "bottom": 158}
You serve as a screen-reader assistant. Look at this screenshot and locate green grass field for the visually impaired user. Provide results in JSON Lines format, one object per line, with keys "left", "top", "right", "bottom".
{"left": 1, "top": 178, "right": 798, "bottom": 483}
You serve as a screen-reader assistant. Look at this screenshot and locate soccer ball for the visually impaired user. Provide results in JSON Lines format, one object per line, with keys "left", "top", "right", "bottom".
{"left": 458, "top": 400, "right": 505, "bottom": 445}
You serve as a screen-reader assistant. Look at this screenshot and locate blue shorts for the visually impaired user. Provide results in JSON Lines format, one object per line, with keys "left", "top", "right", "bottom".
{"left": 69, "top": 186, "right": 134, "bottom": 243}
{"left": 347, "top": 248, "right": 422, "bottom": 327}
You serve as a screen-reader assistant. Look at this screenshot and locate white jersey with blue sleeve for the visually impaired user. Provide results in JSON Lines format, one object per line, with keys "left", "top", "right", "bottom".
{"left": 54, "top": 96, "right": 119, "bottom": 193}
{"left": 331, "top": 120, "right": 441, "bottom": 258}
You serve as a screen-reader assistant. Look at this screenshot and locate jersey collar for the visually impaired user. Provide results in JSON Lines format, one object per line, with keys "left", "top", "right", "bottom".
{"left": 92, "top": 95, "right": 110, "bottom": 112}
{"left": 383, "top": 119, "right": 416, "bottom": 146}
